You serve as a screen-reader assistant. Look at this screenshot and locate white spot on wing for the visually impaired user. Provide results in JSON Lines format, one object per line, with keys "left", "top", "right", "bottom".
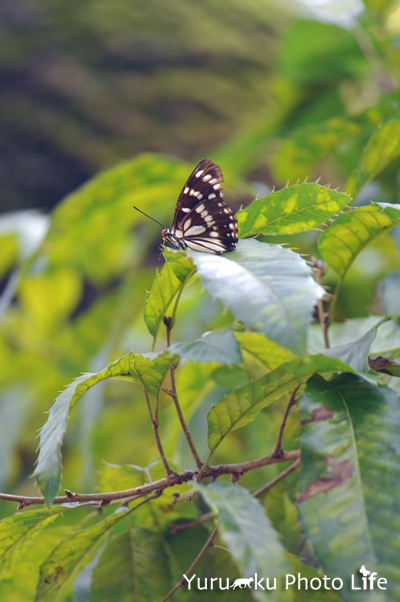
{"left": 185, "top": 225, "right": 206, "bottom": 236}
{"left": 210, "top": 231, "right": 219, "bottom": 238}
{"left": 183, "top": 218, "right": 192, "bottom": 230}
{"left": 195, "top": 204, "right": 205, "bottom": 213}
{"left": 208, "top": 193, "right": 216, "bottom": 200}
{"left": 203, "top": 175, "right": 212, "bottom": 182}
{"left": 195, "top": 170, "right": 204, "bottom": 177}
{"left": 182, "top": 208, "right": 191, "bottom": 213}
{"left": 184, "top": 187, "right": 189, "bottom": 194}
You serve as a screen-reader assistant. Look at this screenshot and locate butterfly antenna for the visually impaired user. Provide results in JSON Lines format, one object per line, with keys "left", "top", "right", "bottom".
{"left": 133, "top": 206, "right": 165, "bottom": 228}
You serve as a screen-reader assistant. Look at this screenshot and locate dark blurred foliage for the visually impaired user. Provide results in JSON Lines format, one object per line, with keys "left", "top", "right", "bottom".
{"left": 0, "top": 0, "right": 283, "bottom": 211}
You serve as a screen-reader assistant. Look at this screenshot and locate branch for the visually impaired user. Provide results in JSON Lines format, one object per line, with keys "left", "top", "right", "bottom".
{"left": 272, "top": 385, "right": 301, "bottom": 458}
{"left": 253, "top": 458, "right": 301, "bottom": 497}
{"left": 161, "top": 523, "right": 219, "bottom": 602}
{"left": 164, "top": 316, "right": 203, "bottom": 469}
{"left": 0, "top": 450, "right": 300, "bottom": 507}
{"left": 143, "top": 387, "right": 173, "bottom": 476}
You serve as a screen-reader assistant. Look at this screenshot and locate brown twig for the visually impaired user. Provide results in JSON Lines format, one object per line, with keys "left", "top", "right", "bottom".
{"left": 272, "top": 385, "right": 301, "bottom": 458}
{"left": 0, "top": 450, "right": 300, "bottom": 508}
{"left": 164, "top": 316, "right": 203, "bottom": 469}
{"left": 170, "top": 512, "right": 216, "bottom": 534}
{"left": 253, "top": 458, "right": 301, "bottom": 497}
{"left": 143, "top": 388, "right": 173, "bottom": 476}
{"left": 312, "top": 258, "right": 330, "bottom": 348}
{"left": 161, "top": 523, "right": 219, "bottom": 602}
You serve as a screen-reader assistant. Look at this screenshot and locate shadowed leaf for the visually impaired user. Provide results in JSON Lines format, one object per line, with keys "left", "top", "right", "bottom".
{"left": 207, "top": 354, "right": 371, "bottom": 454}
{"left": 298, "top": 375, "right": 400, "bottom": 600}
{"left": 168, "top": 328, "right": 242, "bottom": 364}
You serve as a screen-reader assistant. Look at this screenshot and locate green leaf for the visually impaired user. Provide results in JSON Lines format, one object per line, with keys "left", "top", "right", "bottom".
{"left": 91, "top": 530, "right": 171, "bottom": 602}
{"left": 163, "top": 248, "right": 195, "bottom": 283}
{"left": 34, "top": 351, "right": 175, "bottom": 506}
{"left": 298, "top": 375, "right": 400, "bottom": 599}
{"left": 271, "top": 118, "right": 360, "bottom": 184}
{"left": 207, "top": 354, "right": 368, "bottom": 454}
{"left": 35, "top": 510, "right": 126, "bottom": 602}
{"left": 168, "top": 328, "right": 242, "bottom": 364}
{"left": 0, "top": 507, "right": 67, "bottom": 580}
{"left": 198, "top": 482, "right": 291, "bottom": 602}
{"left": 237, "top": 183, "right": 350, "bottom": 237}
{"left": 235, "top": 332, "right": 297, "bottom": 371}
{"left": 134, "top": 352, "right": 178, "bottom": 397}
{"left": 322, "top": 317, "right": 388, "bottom": 373}
{"left": 190, "top": 239, "right": 324, "bottom": 355}
{"left": 346, "top": 115, "right": 400, "bottom": 199}
{"left": 144, "top": 263, "right": 181, "bottom": 338}
{"left": 319, "top": 203, "right": 400, "bottom": 279}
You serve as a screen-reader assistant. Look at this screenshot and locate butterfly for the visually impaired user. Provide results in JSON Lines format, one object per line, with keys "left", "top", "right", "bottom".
{"left": 135, "top": 159, "right": 238, "bottom": 254}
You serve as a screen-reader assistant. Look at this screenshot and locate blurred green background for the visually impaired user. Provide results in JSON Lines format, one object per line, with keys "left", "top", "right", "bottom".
{"left": 2, "top": 0, "right": 400, "bottom": 532}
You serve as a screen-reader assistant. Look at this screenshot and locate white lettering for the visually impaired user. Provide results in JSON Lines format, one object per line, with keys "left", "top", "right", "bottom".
{"left": 254, "top": 573, "right": 265, "bottom": 590}
{"left": 210, "top": 577, "right": 218, "bottom": 590}
{"left": 266, "top": 578, "right": 276, "bottom": 590}
{"left": 322, "top": 576, "right": 331, "bottom": 589}
{"left": 332, "top": 578, "right": 343, "bottom": 590}
{"left": 197, "top": 578, "right": 207, "bottom": 590}
{"left": 369, "top": 573, "right": 377, "bottom": 589}
{"left": 377, "top": 578, "right": 387, "bottom": 590}
{"left": 310, "top": 578, "right": 321, "bottom": 590}
{"left": 286, "top": 574, "right": 296, "bottom": 589}
{"left": 219, "top": 578, "right": 230, "bottom": 590}
{"left": 351, "top": 575, "right": 361, "bottom": 590}
{"left": 183, "top": 574, "right": 196, "bottom": 589}
{"left": 298, "top": 574, "right": 308, "bottom": 589}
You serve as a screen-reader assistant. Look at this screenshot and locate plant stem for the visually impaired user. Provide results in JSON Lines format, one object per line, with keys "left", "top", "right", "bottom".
{"left": 143, "top": 388, "right": 173, "bottom": 475}
{"left": 165, "top": 317, "right": 203, "bottom": 469}
{"left": 272, "top": 385, "right": 301, "bottom": 458}
{"left": 161, "top": 524, "right": 219, "bottom": 602}
{"left": 253, "top": 458, "right": 301, "bottom": 497}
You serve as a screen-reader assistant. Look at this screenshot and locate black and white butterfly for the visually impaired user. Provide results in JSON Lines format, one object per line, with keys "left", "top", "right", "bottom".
{"left": 135, "top": 159, "right": 238, "bottom": 255}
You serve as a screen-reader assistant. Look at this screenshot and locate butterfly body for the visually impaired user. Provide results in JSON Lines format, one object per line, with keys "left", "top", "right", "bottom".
{"left": 162, "top": 159, "right": 238, "bottom": 254}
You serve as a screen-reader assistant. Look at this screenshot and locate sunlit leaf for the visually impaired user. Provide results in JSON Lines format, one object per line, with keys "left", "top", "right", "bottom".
{"left": 235, "top": 332, "right": 297, "bottom": 371}
{"left": 91, "top": 530, "right": 170, "bottom": 602}
{"left": 346, "top": 115, "right": 400, "bottom": 199}
{"left": 298, "top": 375, "right": 400, "bottom": 597}
{"left": 144, "top": 263, "right": 181, "bottom": 338}
{"left": 237, "top": 183, "right": 349, "bottom": 237}
{"left": 207, "top": 354, "right": 370, "bottom": 454}
{"left": 35, "top": 510, "right": 126, "bottom": 602}
{"left": 319, "top": 203, "right": 400, "bottom": 279}
{"left": 169, "top": 328, "right": 242, "bottom": 364}
{"left": 34, "top": 351, "right": 176, "bottom": 506}
{"left": 163, "top": 248, "right": 195, "bottom": 283}
{"left": 134, "top": 352, "right": 178, "bottom": 398}
{"left": 198, "top": 482, "right": 291, "bottom": 602}
{"left": 0, "top": 507, "right": 67, "bottom": 580}
{"left": 190, "top": 239, "right": 324, "bottom": 355}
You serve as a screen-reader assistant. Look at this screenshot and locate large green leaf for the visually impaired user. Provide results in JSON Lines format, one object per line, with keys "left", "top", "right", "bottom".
{"left": 298, "top": 375, "right": 400, "bottom": 601}
{"left": 35, "top": 511, "right": 126, "bottom": 602}
{"left": 34, "top": 351, "right": 176, "bottom": 506}
{"left": 237, "top": 183, "right": 350, "bottom": 237}
{"left": 163, "top": 248, "right": 195, "bottom": 284}
{"left": 91, "top": 529, "right": 171, "bottom": 602}
{"left": 271, "top": 118, "right": 360, "bottom": 184}
{"left": 346, "top": 115, "right": 400, "bottom": 199}
{"left": 169, "top": 328, "right": 242, "bottom": 364}
{"left": 319, "top": 203, "right": 400, "bottom": 280}
{"left": 207, "top": 354, "right": 369, "bottom": 454}
{"left": 198, "top": 482, "right": 291, "bottom": 602}
{"left": 0, "top": 507, "right": 67, "bottom": 580}
{"left": 190, "top": 239, "right": 324, "bottom": 355}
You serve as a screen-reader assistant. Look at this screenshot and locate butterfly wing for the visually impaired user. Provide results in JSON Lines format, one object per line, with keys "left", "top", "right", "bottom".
{"left": 171, "top": 159, "right": 238, "bottom": 254}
